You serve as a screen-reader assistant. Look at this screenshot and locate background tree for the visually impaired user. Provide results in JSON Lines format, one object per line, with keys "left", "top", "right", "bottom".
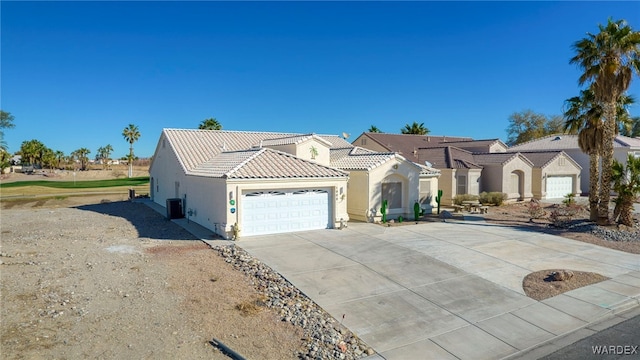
{"left": 199, "top": 117, "right": 222, "bottom": 130}
{"left": 611, "top": 154, "right": 640, "bottom": 226}
{"left": 401, "top": 121, "right": 430, "bottom": 135}
{"left": 368, "top": 125, "right": 382, "bottom": 133}
{"left": 505, "top": 110, "right": 564, "bottom": 146}
{"left": 571, "top": 18, "right": 640, "bottom": 223}
{"left": 55, "top": 150, "right": 65, "bottom": 169}
{"left": 96, "top": 144, "right": 114, "bottom": 170}
{"left": 1, "top": 110, "right": 16, "bottom": 152}
{"left": 18, "top": 139, "right": 46, "bottom": 166}
{"left": 564, "top": 88, "right": 605, "bottom": 221}
{"left": 72, "top": 148, "right": 91, "bottom": 171}
{"left": 0, "top": 149, "right": 11, "bottom": 174}
{"left": 122, "top": 124, "right": 141, "bottom": 178}
{"left": 620, "top": 115, "right": 640, "bottom": 137}
{"left": 41, "top": 148, "right": 57, "bottom": 171}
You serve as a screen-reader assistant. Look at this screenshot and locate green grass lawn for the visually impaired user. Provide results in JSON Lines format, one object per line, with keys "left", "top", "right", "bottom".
{"left": 0, "top": 176, "right": 150, "bottom": 189}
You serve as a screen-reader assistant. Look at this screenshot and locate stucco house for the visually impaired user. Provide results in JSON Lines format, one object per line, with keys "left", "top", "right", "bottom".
{"left": 150, "top": 129, "right": 437, "bottom": 238}
{"left": 512, "top": 151, "right": 582, "bottom": 199}
{"left": 508, "top": 134, "right": 640, "bottom": 195}
{"left": 472, "top": 152, "right": 534, "bottom": 201}
{"left": 330, "top": 146, "right": 440, "bottom": 222}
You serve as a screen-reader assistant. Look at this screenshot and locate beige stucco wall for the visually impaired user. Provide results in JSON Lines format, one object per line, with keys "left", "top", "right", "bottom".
{"left": 479, "top": 164, "right": 503, "bottom": 194}
{"left": 419, "top": 174, "right": 439, "bottom": 214}
{"left": 149, "top": 133, "right": 188, "bottom": 206}
{"left": 501, "top": 157, "right": 533, "bottom": 201}
{"left": 346, "top": 170, "right": 372, "bottom": 222}
{"left": 368, "top": 159, "right": 421, "bottom": 221}
{"left": 489, "top": 143, "right": 508, "bottom": 153}
{"left": 294, "top": 139, "right": 331, "bottom": 166}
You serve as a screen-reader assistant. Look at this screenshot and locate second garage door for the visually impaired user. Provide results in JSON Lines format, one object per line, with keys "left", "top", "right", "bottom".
{"left": 241, "top": 189, "right": 330, "bottom": 236}
{"left": 546, "top": 176, "right": 573, "bottom": 199}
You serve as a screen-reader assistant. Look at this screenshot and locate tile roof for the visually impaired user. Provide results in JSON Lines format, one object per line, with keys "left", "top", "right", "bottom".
{"left": 511, "top": 151, "right": 582, "bottom": 169}
{"left": 356, "top": 132, "right": 473, "bottom": 162}
{"left": 330, "top": 147, "right": 404, "bottom": 170}
{"left": 258, "top": 134, "right": 333, "bottom": 147}
{"left": 159, "top": 129, "right": 351, "bottom": 178}
{"left": 472, "top": 152, "right": 534, "bottom": 167}
{"left": 416, "top": 146, "right": 482, "bottom": 169}
{"left": 508, "top": 134, "right": 640, "bottom": 151}
{"left": 192, "top": 148, "right": 348, "bottom": 179}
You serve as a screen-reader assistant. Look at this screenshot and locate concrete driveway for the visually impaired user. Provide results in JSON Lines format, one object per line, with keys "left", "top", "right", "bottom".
{"left": 238, "top": 221, "right": 640, "bottom": 360}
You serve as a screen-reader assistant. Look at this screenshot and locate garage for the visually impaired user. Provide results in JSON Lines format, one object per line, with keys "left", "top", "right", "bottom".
{"left": 546, "top": 176, "right": 573, "bottom": 199}
{"left": 241, "top": 189, "right": 331, "bottom": 236}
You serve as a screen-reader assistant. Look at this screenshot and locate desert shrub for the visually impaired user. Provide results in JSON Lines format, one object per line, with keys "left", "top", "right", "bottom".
{"left": 453, "top": 194, "right": 479, "bottom": 205}
{"left": 549, "top": 203, "right": 583, "bottom": 227}
{"left": 562, "top": 193, "right": 576, "bottom": 206}
{"left": 527, "top": 201, "right": 546, "bottom": 220}
{"left": 479, "top": 192, "right": 508, "bottom": 206}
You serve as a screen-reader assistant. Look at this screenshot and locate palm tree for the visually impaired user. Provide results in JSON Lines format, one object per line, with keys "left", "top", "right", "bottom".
{"left": 564, "top": 89, "right": 604, "bottom": 221}
{"left": 570, "top": 18, "right": 640, "bottom": 224}
{"left": 199, "top": 117, "right": 222, "bottom": 130}
{"left": 368, "top": 125, "right": 382, "bottom": 133}
{"left": 19, "top": 139, "right": 46, "bottom": 166}
{"left": 611, "top": 154, "right": 640, "bottom": 226}
{"left": 72, "top": 148, "right": 91, "bottom": 171}
{"left": 97, "top": 144, "right": 114, "bottom": 170}
{"left": 55, "top": 150, "right": 65, "bottom": 169}
{"left": 401, "top": 122, "right": 430, "bottom": 135}
{"left": 122, "top": 124, "right": 141, "bottom": 178}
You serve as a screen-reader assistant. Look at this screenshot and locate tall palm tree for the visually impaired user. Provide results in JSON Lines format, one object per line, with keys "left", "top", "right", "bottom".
{"left": 564, "top": 89, "right": 604, "bottom": 221}
{"left": 401, "top": 121, "right": 430, "bottom": 135}
{"left": 570, "top": 18, "right": 640, "bottom": 224}
{"left": 122, "top": 124, "right": 141, "bottom": 178}
{"left": 368, "top": 125, "right": 382, "bottom": 133}
{"left": 198, "top": 117, "right": 222, "bottom": 130}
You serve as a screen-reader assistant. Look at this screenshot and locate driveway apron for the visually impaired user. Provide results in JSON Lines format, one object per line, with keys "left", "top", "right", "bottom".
{"left": 238, "top": 222, "right": 640, "bottom": 359}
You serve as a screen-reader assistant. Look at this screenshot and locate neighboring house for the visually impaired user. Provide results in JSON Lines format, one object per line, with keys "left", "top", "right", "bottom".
{"left": 150, "top": 129, "right": 438, "bottom": 238}
{"left": 514, "top": 151, "right": 582, "bottom": 199}
{"left": 331, "top": 146, "right": 440, "bottom": 222}
{"left": 415, "top": 146, "right": 483, "bottom": 205}
{"left": 352, "top": 133, "right": 473, "bottom": 162}
{"left": 472, "top": 152, "right": 534, "bottom": 201}
{"left": 508, "top": 134, "right": 640, "bottom": 195}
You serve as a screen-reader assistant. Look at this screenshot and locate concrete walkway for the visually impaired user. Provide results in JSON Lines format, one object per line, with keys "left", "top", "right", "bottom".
{"left": 238, "top": 221, "right": 640, "bottom": 360}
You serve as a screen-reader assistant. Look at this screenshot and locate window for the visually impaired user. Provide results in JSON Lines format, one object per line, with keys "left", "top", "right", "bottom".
{"left": 361, "top": 138, "right": 367, "bottom": 145}
{"left": 382, "top": 182, "right": 402, "bottom": 209}
{"left": 457, "top": 175, "right": 467, "bottom": 195}
{"left": 419, "top": 180, "right": 432, "bottom": 204}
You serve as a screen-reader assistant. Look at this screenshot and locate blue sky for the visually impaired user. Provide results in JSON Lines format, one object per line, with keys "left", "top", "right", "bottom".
{"left": 2, "top": 1, "right": 640, "bottom": 158}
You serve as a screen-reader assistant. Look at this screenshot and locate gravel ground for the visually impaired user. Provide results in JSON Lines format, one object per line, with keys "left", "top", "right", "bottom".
{"left": 0, "top": 200, "right": 370, "bottom": 359}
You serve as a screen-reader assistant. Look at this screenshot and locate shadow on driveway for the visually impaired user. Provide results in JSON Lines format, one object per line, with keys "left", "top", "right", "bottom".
{"left": 74, "top": 201, "right": 198, "bottom": 241}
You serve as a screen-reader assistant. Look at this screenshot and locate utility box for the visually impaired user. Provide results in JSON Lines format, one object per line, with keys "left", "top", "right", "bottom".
{"left": 166, "top": 198, "right": 184, "bottom": 219}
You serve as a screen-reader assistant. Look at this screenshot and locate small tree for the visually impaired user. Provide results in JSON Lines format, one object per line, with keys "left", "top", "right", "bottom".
{"left": 368, "top": 125, "right": 382, "bottom": 133}
{"left": 611, "top": 154, "right": 640, "bottom": 226}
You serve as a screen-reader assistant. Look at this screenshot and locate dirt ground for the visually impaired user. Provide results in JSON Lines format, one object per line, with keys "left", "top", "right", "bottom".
{"left": 0, "top": 199, "right": 306, "bottom": 359}
{"left": 522, "top": 269, "right": 609, "bottom": 301}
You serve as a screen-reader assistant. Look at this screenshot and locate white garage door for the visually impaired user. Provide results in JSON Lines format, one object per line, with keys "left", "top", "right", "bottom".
{"left": 546, "top": 176, "right": 573, "bottom": 199}
{"left": 241, "top": 189, "right": 331, "bottom": 236}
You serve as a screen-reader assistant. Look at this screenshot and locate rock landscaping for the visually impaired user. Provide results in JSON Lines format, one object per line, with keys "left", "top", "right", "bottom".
{"left": 213, "top": 245, "right": 373, "bottom": 360}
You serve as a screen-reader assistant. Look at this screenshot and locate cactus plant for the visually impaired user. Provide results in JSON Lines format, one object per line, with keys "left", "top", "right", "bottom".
{"left": 435, "top": 189, "right": 443, "bottom": 214}
{"left": 414, "top": 201, "right": 421, "bottom": 221}
{"left": 380, "top": 199, "right": 388, "bottom": 223}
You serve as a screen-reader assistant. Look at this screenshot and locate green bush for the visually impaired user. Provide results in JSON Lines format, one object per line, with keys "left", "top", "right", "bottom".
{"left": 479, "top": 192, "right": 508, "bottom": 206}
{"left": 453, "top": 194, "right": 479, "bottom": 205}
